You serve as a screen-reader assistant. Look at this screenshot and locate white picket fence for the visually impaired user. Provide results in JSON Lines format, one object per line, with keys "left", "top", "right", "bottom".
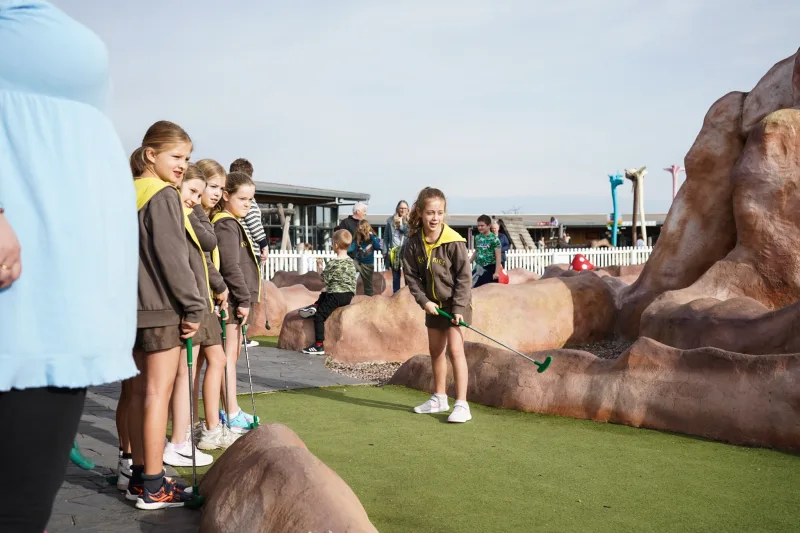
{"left": 261, "top": 246, "right": 653, "bottom": 279}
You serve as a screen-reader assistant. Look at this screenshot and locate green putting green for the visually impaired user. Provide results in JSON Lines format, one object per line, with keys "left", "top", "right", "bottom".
{"left": 182, "top": 385, "right": 799, "bottom": 533}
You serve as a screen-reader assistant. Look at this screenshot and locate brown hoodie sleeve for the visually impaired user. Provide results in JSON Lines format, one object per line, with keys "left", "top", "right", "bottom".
{"left": 189, "top": 205, "right": 217, "bottom": 252}
{"left": 147, "top": 190, "right": 206, "bottom": 323}
{"left": 216, "top": 218, "right": 251, "bottom": 309}
{"left": 206, "top": 257, "right": 227, "bottom": 296}
{"left": 402, "top": 235, "right": 432, "bottom": 309}
{"left": 449, "top": 241, "right": 472, "bottom": 317}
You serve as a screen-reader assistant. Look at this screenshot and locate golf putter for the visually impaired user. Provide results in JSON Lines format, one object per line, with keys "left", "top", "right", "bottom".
{"left": 220, "top": 308, "right": 231, "bottom": 430}
{"left": 184, "top": 337, "right": 205, "bottom": 509}
{"left": 241, "top": 322, "right": 260, "bottom": 429}
{"left": 437, "top": 308, "right": 552, "bottom": 373}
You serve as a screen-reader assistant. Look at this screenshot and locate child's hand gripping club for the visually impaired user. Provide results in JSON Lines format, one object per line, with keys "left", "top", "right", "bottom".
{"left": 435, "top": 308, "right": 552, "bottom": 373}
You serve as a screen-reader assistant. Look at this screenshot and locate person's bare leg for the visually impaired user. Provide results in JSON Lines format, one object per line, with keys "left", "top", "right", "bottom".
{"left": 446, "top": 327, "right": 468, "bottom": 402}
{"left": 143, "top": 347, "right": 181, "bottom": 476}
{"left": 192, "top": 352, "right": 206, "bottom": 425}
{"left": 223, "top": 323, "right": 242, "bottom": 415}
{"left": 201, "top": 345, "right": 226, "bottom": 428}
{"left": 427, "top": 327, "right": 448, "bottom": 395}
{"left": 129, "top": 351, "right": 146, "bottom": 468}
{"left": 116, "top": 378, "right": 132, "bottom": 454}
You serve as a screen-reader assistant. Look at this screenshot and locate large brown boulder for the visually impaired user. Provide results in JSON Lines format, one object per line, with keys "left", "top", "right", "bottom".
{"left": 247, "top": 281, "right": 287, "bottom": 337}
{"left": 200, "top": 424, "right": 377, "bottom": 532}
{"left": 618, "top": 48, "right": 800, "bottom": 338}
{"left": 279, "top": 273, "right": 623, "bottom": 363}
{"left": 270, "top": 271, "right": 326, "bottom": 291}
{"left": 389, "top": 338, "right": 800, "bottom": 451}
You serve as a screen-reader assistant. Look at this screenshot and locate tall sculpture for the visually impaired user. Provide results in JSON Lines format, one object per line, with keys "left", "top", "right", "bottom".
{"left": 624, "top": 167, "right": 648, "bottom": 245}
{"left": 608, "top": 173, "right": 624, "bottom": 246}
{"left": 663, "top": 165, "right": 685, "bottom": 200}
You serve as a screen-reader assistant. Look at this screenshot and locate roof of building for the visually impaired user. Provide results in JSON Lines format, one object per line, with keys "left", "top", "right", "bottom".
{"left": 345, "top": 212, "right": 669, "bottom": 228}
{"left": 254, "top": 181, "right": 370, "bottom": 203}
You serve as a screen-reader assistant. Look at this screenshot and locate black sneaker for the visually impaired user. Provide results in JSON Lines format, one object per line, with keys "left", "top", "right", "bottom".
{"left": 302, "top": 343, "right": 325, "bottom": 355}
{"left": 299, "top": 306, "right": 317, "bottom": 318}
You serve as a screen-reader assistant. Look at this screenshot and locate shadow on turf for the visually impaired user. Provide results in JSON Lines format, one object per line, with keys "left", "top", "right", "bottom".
{"left": 287, "top": 386, "right": 412, "bottom": 412}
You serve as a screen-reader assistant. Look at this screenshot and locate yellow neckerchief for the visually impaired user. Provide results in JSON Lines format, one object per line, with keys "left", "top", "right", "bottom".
{"left": 211, "top": 211, "right": 262, "bottom": 302}
{"left": 134, "top": 177, "right": 212, "bottom": 312}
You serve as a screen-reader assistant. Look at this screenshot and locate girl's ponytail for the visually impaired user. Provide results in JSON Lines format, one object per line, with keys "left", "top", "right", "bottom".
{"left": 129, "top": 146, "right": 148, "bottom": 177}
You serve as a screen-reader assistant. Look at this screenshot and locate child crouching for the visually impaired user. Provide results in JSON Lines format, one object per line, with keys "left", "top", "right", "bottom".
{"left": 299, "top": 229, "right": 357, "bottom": 355}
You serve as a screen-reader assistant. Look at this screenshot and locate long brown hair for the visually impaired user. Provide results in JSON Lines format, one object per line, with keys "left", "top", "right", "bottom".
{"left": 129, "top": 120, "right": 192, "bottom": 177}
{"left": 355, "top": 219, "right": 375, "bottom": 245}
{"left": 183, "top": 163, "right": 206, "bottom": 184}
{"left": 408, "top": 187, "right": 447, "bottom": 236}
{"left": 210, "top": 171, "right": 255, "bottom": 218}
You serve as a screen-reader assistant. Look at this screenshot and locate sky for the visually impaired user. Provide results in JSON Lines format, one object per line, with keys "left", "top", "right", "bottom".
{"left": 57, "top": 0, "right": 799, "bottom": 215}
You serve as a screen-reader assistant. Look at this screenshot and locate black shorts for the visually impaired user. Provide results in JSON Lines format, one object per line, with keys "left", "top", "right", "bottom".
{"left": 473, "top": 263, "right": 497, "bottom": 288}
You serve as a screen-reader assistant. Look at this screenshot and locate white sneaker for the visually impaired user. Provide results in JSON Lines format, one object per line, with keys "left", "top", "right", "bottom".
{"left": 162, "top": 441, "right": 213, "bottom": 467}
{"left": 413, "top": 394, "right": 450, "bottom": 414}
{"left": 243, "top": 339, "right": 259, "bottom": 348}
{"left": 197, "top": 422, "right": 240, "bottom": 450}
{"left": 116, "top": 457, "right": 132, "bottom": 491}
{"left": 299, "top": 306, "right": 317, "bottom": 318}
{"left": 447, "top": 402, "right": 472, "bottom": 423}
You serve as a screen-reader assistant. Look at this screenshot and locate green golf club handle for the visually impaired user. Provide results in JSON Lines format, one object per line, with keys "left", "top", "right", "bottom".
{"left": 186, "top": 337, "right": 193, "bottom": 367}
{"left": 436, "top": 307, "right": 468, "bottom": 327}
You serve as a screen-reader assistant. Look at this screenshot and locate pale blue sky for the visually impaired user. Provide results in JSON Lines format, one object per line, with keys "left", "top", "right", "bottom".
{"left": 57, "top": 0, "right": 799, "bottom": 214}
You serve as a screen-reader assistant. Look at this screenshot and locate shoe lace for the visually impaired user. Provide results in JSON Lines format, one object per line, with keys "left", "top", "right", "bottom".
{"left": 452, "top": 404, "right": 468, "bottom": 413}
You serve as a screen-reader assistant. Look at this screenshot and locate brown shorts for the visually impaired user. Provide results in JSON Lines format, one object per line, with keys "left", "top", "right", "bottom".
{"left": 425, "top": 304, "right": 473, "bottom": 330}
{"left": 199, "top": 311, "right": 222, "bottom": 347}
{"left": 134, "top": 325, "right": 182, "bottom": 352}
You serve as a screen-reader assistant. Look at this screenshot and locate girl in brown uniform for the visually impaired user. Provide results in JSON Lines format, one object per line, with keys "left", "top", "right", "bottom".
{"left": 212, "top": 171, "right": 261, "bottom": 433}
{"left": 402, "top": 187, "right": 474, "bottom": 423}
{"left": 128, "top": 121, "right": 206, "bottom": 509}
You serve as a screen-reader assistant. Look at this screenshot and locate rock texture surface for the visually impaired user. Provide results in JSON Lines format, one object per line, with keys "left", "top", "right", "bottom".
{"left": 390, "top": 338, "right": 800, "bottom": 451}
{"left": 200, "top": 424, "right": 377, "bottom": 533}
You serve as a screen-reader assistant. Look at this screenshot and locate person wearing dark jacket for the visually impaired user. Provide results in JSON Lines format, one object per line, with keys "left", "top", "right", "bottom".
{"left": 212, "top": 171, "right": 261, "bottom": 434}
{"left": 403, "top": 187, "right": 473, "bottom": 423}
{"left": 348, "top": 220, "right": 382, "bottom": 296}
{"left": 335, "top": 201, "right": 368, "bottom": 241}
{"left": 491, "top": 221, "right": 511, "bottom": 268}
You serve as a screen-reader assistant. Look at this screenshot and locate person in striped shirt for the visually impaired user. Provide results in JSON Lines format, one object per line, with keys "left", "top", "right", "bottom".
{"left": 229, "top": 158, "right": 268, "bottom": 263}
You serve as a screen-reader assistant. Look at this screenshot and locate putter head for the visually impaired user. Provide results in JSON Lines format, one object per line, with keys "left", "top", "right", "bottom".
{"left": 537, "top": 356, "right": 552, "bottom": 373}
{"left": 184, "top": 491, "right": 205, "bottom": 510}
{"left": 249, "top": 415, "right": 261, "bottom": 429}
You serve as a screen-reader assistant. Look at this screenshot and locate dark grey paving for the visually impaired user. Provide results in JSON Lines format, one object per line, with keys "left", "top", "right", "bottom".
{"left": 47, "top": 345, "right": 369, "bottom": 532}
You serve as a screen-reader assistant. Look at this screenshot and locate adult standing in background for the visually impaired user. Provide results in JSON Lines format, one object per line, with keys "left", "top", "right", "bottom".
{"left": 384, "top": 200, "right": 409, "bottom": 293}
{"left": 491, "top": 221, "right": 510, "bottom": 269}
{"left": 336, "top": 201, "right": 368, "bottom": 238}
{"left": 229, "top": 158, "right": 268, "bottom": 263}
{"left": 0, "top": 2, "right": 138, "bottom": 530}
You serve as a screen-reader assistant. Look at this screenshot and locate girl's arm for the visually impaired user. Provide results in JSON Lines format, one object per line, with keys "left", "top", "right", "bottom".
{"left": 190, "top": 204, "right": 217, "bottom": 252}
{"left": 450, "top": 242, "right": 473, "bottom": 318}
{"left": 207, "top": 256, "right": 227, "bottom": 296}
{"left": 215, "top": 219, "right": 251, "bottom": 308}
{"left": 147, "top": 191, "right": 206, "bottom": 323}
{"left": 402, "top": 240, "right": 431, "bottom": 309}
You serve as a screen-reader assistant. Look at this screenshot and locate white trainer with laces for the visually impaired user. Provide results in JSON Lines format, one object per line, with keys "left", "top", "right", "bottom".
{"left": 299, "top": 306, "right": 317, "bottom": 318}
{"left": 413, "top": 394, "right": 450, "bottom": 414}
{"left": 162, "top": 440, "right": 213, "bottom": 467}
{"left": 197, "top": 422, "right": 240, "bottom": 450}
{"left": 116, "top": 457, "right": 132, "bottom": 491}
{"left": 447, "top": 402, "right": 472, "bottom": 423}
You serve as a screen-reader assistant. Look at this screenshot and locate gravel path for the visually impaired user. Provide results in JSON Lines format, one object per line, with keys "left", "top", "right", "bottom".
{"left": 563, "top": 339, "right": 635, "bottom": 359}
{"left": 326, "top": 359, "right": 402, "bottom": 385}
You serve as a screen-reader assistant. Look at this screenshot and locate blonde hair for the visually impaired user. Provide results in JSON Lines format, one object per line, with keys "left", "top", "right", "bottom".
{"left": 196, "top": 159, "right": 226, "bottom": 185}
{"left": 332, "top": 229, "right": 352, "bottom": 251}
{"left": 408, "top": 187, "right": 447, "bottom": 236}
{"left": 130, "top": 120, "right": 192, "bottom": 177}
{"left": 210, "top": 171, "right": 254, "bottom": 218}
{"left": 183, "top": 163, "right": 206, "bottom": 184}
{"left": 355, "top": 219, "right": 374, "bottom": 245}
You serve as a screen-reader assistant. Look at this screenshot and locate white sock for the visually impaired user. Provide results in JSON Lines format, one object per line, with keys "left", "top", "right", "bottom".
{"left": 454, "top": 400, "right": 469, "bottom": 409}
{"left": 434, "top": 394, "right": 448, "bottom": 403}
{"left": 228, "top": 409, "right": 241, "bottom": 419}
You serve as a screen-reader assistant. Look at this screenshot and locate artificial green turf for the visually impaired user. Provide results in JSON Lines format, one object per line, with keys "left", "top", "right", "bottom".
{"left": 181, "top": 385, "right": 799, "bottom": 533}
{"left": 250, "top": 335, "right": 279, "bottom": 347}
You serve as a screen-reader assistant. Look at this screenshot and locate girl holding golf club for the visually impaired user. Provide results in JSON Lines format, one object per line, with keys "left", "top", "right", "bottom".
{"left": 212, "top": 171, "right": 261, "bottom": 433}
{"left": 128, "top": 121, "right": 206, "bottom": 509}
{"left": 162, "top": 164, "right": 216, "bottom": 469}
{"left": 192, "top": 158, "right": 239, "bottom": 449}
{"left": 403, "top": 187, "right": 474, "bottom": 423}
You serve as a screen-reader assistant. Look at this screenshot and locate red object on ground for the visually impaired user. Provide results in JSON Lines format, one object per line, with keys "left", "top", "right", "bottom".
{"left": 498, "top": 267, "right": 509, "bottom": 284}
{"left": 570, "top": 254, "right": 595, "bottom": 271}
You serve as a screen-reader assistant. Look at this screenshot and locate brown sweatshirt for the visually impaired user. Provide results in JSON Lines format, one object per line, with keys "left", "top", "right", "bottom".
{"left": 402, "top": 224, "right": 472, "bottom": 317}
{"left": 189, "top": 205, "right": 227, "bottom": 296}
{"left": 214, "top": 215, "right": 260, "bottom": 309}
{"left": 136, "top": 184, "right": 206, "bottom": 327}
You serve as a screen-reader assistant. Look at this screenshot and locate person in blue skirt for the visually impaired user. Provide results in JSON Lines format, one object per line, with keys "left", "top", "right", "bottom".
{"left": 0, "top": 1, "right": 138, "bottom": 529}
